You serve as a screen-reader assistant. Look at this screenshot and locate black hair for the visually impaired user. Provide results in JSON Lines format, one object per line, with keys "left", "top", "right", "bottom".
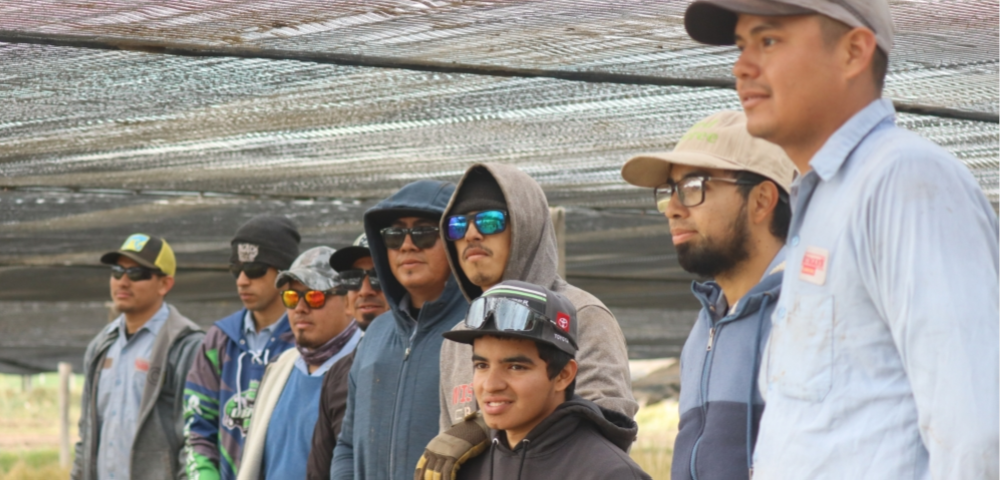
{"left": 535, "top": 340, "right": 576, "bottom": 401}
{"left": 733, "top": 171, "right": 792, "bottom": 241}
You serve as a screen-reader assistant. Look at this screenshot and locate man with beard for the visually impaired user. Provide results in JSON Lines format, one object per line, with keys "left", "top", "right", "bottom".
{"left": 236, "top": 247, "right": 361, "bottom": 480}
{"left": 183, "top": 215, "right": 300, "bottom": 480}
{"left": 306, "top": 234, "right": 389, "bottom": 480}
{"left": 73, "top": 234, "right": 204, "bottom": 480}
{"left": 621, "top": 111, "right": 794, "bottom": 480}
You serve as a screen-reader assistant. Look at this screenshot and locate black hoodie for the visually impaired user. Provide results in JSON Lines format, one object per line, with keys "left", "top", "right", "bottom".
{"left": 456, "top": 397, "right": 651, "bottom": 480}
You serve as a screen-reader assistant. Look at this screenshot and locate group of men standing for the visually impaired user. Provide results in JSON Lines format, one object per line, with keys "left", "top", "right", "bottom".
{"left": 70, "top": 0, "right": 998, "bottom": 479}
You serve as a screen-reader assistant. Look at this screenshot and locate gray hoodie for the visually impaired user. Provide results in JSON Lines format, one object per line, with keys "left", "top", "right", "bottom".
{"left": 455, "top": 397, "right": 651, "bottom": 480}
{"left": 438, "top": 163, "right": 637, "bottom": 431}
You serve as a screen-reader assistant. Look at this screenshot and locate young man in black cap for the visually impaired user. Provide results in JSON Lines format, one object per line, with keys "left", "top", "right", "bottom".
{"left": 415, "top": 280, "right": 650, "bottom": 480}
{"left": 306, "top": 233, "right": 390, "bottom": 480}
{"left": 72, "top": 234, "right": 204, "bottom": 480}
{"left": 183, "top": 214, "right": 301, "bottom": 480}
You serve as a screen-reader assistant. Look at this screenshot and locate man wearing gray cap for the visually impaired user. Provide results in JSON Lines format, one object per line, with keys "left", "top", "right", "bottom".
{"left": 622, "top": 111, "right": 794, "bottom": 480}
{"left": 684, "top": 1, "right": 999, "bottom": 478}
{"left": 237, "top": 246, "right": 361, "bottom": 480}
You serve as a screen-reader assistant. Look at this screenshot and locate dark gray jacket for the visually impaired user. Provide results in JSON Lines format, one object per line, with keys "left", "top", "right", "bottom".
{"left": 456, "top": 397, "right": 651, "bottom": 480}
{"left": 72, "top": 304, "right": 204, "bottom": 480}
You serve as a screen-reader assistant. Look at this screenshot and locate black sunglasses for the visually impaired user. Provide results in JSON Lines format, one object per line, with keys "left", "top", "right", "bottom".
{"left": 111, "top": 265, "right": 158, "bottom": 281}
{"left": 229, "top": 262, "right": 270, "bottom": 279}
{"left": 380, "top": 226, "right": 440, "bottom": 250}
{"left": 339, "top": 269, "right": 381, "bottom": 292}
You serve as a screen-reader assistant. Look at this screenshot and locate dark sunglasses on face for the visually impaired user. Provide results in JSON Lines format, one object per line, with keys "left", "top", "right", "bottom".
{"left": 380, "top": 226, "right": 440, "bottom": 250}
{"left": 111, "top": 264, "right": 158, "bottom": 281}
{"left": 338, "top": 269, "right": 381, "bottom": 292}
{"left": 281, "top": 289, "right": 338, "bottom": 309}
{"left": 445, "top": 210, "right": 508, "bottom": 241}
{"left": 229, "top": 262, "right": 270, "bottom": 279}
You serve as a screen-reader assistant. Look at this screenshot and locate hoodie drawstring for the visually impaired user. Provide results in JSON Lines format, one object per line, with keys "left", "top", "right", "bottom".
{"left": 746, "top": 295, "right": 769, "bottom": 479}
{"left": 489, "top": 438, "right": 499, "bottom": 480}
{"left": 516, "top": 439, "right": 530, "bottom": 480}
{"left": 233, "top": 348, "right": 270, "bottom": 417}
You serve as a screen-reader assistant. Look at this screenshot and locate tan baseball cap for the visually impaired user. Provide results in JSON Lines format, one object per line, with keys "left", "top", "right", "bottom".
{"left": 685, "top": 0, "right": 894, "bottom": 54}
{"left": 621, "top": 110, "right": 796, "bottom": 194}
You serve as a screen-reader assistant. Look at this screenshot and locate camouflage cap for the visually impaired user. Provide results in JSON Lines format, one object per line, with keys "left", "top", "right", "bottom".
{"left": 275, "top": 246, "right": 341, "bottom": 292}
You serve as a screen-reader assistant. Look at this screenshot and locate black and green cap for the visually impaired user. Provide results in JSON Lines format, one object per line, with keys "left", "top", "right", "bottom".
{"left": 100, "top": 233, "right": 176, "bottom": 276}
{"left": 443, "top": 280, "right": 578, "bottom": 356}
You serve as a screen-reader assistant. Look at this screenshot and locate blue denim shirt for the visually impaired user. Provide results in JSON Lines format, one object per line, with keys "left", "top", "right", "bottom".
{"left": 96, "top": 302, "right": 169, "bottom": 480}
{"left": 242, "top": 309, "right": 281, "bottom": 358}
{"left": 753, "top": 99, "right": 999, "bottom": 479}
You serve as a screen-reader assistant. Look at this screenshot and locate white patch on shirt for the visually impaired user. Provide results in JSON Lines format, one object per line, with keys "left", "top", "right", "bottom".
{"left": 799, "top": 246, "right": 829, "bottom": 286}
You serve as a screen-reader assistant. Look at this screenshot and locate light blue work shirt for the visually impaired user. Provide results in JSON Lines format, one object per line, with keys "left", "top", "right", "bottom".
{"left": 243, "top": 309, "right": 282, "bottom": 358}
{"left": 754, "top": 99, "right": 999, "bottom": 479}
{"left": 96, "top": 302, "right": 169, "bottom": 480}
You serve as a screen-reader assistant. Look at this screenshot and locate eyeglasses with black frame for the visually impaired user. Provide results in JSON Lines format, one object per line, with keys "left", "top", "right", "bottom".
{"left": 380, "top": 226, "right": 440, "bottom": 250}
{"left": 229, "top": 262, "right": 270, "bottom": 279}
{"left": 281, "top": 289, "right": 339, "bottom": 309}
{"left": 338, "top": 269, "right": 381, "bottom": 292}
{"left": 654, "top": 175, "right": 761, "bottom": 212}
{"left": 111, "top": 264, "right": 159, "bottom": 281}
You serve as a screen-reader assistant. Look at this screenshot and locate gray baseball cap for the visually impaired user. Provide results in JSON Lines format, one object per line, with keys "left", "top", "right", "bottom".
{"left": 275, "top": 246, "right": 341, "bottom": 292}
{"left": 684, "top": 0, "right": 894, "bottom": 54}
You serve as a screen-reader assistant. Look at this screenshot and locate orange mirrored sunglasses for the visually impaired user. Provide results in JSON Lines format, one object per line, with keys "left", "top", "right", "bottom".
{"left": 281, "top": 289, "right": 334, "bottom": 309}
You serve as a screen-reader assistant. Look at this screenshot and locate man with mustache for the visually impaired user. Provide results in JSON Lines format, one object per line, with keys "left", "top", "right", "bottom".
{"left": 236, "top": 247, "right": 361, "bottom": 480}
{"left": 437, "top": 164, "right": 635, "bottom": 431}
{"left": 72, "top": 234, "right": 204, "bottom": 480}
{"left": 331, "top": 180, "right": 468, "bottom": 480}
{"left": 183, "top": 215, "right": 300, "bottom": 480}
{"left": 684, "top": 1, "right": 999, "bottom": 478}
{"left": 621, "top": 111, "right": 795, "bottom": 480}
{"left": 414, "top": 164, "right": 635, "bottom": 479}
{"left": 306, "top": 234, "right": 389, "bottom": 480}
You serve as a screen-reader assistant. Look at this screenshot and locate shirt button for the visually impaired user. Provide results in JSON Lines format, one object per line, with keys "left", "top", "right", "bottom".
{"left": 790, "top": 236, "right": 800, "bottom": 247}
{"left": 240, "top": 339, "right": 245, "bottom": 344}
{"left": 776, "top": 307, "right": 787, "bottom": 319}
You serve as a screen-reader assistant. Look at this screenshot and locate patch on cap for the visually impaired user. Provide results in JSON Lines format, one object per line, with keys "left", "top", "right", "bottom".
{"left": 354, "top": 234, "right": 369, "bottom": 248}
{"left": 121, "top": 234, "right": 150, "bottom": 252}
{"left": 237, "top": 243, "right": 260, "bottom": 262}
{"left": 556, "top": 312, "right": 571, "bottom": 333}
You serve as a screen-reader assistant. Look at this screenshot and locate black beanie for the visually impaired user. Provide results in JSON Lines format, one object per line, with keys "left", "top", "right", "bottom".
{"left": 230, "top": 214, "right": 301, "bottom": 270}
{"left": 450, "top": 167, "right": 507, "bottom": 214}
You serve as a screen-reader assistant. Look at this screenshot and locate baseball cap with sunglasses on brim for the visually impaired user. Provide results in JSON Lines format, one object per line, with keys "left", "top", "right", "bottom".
{"left": 621, "top": 110, "right": 796, "bottom": 211}
{"left": 443, "top": 280, "right": 578, "bottom": 356}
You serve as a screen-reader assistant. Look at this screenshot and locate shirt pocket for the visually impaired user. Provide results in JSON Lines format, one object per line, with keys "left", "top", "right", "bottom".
{"left": 769, "top": 294, "right": 834, "bottom": 402}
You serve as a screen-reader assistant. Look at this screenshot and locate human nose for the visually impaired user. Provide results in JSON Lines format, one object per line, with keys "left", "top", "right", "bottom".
{"left": 481, "top": 367, "right": 506, "bottom": 393}
{"left": 399, "top": 231, "right": 419, "bottom": 252}
{"left": 358, "top": 276, "right": 376, "bottom": 296}
{"left": 235, "top": 270, "right": 250, "bottom": 287}
{"left": 732, "top": 48, "right": 759, "bottom": 83}
{"left": 464, "top": 220, "right": 484, "bottom": 242}
{"left": 663, "top": 190, "right": 689, "bottom": 220}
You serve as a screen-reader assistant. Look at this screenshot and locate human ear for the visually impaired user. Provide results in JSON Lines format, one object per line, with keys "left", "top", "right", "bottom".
{"left": 841, "top": 28, "right": 878, "bottom": 87}
{"left": 750, "top": 181, "right": 780, "bottom": 227}
{"left": 554, "top": 359, "right": 578, "bottom": 393}
{"left": 158, "top": 275, "right": 175, "bottom": 296}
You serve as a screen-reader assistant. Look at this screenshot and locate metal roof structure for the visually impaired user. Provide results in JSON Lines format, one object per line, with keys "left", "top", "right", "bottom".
{"left": 0, "top": 0, "right": 997, "bottom": 371}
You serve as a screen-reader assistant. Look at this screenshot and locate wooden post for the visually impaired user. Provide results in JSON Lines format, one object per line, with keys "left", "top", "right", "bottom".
{"left": 549, "top": 207, "right": 566, "bottom": 278}
{"left": 59, "top": 362, "right": 72, "bottom": 468}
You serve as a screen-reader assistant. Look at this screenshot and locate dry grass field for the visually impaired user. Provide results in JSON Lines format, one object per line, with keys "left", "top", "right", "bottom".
{"left": 0, "top": 373, "right": 679, "bottom": 480}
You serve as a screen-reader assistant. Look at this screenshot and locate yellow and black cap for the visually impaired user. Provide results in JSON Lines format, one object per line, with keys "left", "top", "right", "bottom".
{"left": 100, "top": 233, "right": 176, "bottom": 276}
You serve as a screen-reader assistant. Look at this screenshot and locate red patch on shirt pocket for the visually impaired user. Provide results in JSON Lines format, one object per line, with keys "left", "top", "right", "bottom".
{"left": 134, "top": 358, "right": 150, "bottom": 372}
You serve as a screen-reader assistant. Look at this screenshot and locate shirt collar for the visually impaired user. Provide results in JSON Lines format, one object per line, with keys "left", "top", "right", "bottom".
{"left": 243, "top": 309, "right": 280, "bottom": 335}
{"left": 809, "top": 98, "right": 896, "bottom": 181}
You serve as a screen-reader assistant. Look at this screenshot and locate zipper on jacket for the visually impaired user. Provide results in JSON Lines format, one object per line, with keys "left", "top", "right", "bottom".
{"left": 388, "top": 315, "right": 421, "bottom": 477}
{"left": 706, "top": 327, "right": 716, "bottom": 351}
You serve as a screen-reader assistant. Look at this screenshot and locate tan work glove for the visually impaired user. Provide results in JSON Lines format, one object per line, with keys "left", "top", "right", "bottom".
{"left": 414, "top": 412, "right": 491, "bottom": 480}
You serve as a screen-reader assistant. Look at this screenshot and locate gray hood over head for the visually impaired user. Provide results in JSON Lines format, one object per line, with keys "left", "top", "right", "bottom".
{"left": 441, "top": 163, "right": 564, "bottom": 301}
